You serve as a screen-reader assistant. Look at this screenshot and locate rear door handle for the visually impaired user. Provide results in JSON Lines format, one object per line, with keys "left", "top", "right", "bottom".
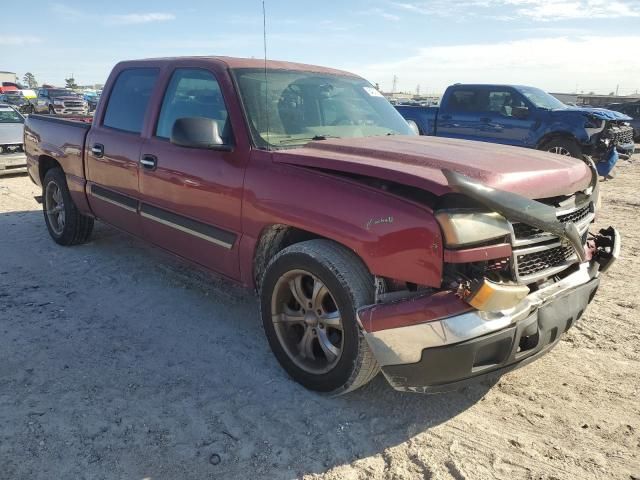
{"left": 91, "top": 143, "right": 104, "bottom": 158}
{"left": 140, "top": 154, "right": 158, "bottom": 170}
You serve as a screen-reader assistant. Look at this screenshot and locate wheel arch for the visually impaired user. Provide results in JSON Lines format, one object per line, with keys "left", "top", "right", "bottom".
{"left": 252, "top": 224, "right": 334, "bottom": 289}
{"left": 37, "top": 154, "right": 62, "bottom": 184}
{"left": 536, "top": 131, "right": 580, "bottom": 150}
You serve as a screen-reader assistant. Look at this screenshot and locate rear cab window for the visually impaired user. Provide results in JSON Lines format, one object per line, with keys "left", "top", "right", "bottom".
{"left": 103, "top": 68, "right": 159, "bottom": 134}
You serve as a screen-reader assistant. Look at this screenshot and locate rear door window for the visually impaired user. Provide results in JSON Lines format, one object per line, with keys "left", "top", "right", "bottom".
{"left": 103, "top": 68, "right": 159, "bottom": 134}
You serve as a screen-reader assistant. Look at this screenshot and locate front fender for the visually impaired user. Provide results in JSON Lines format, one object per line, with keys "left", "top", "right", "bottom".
{"left": 241, "top": 151, "right": 443, "bottom": 288}
{"left": 537, "top": 112, "right": 593, "bottom": 146}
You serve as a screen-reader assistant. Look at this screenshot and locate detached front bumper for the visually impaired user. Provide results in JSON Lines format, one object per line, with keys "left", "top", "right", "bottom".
{"left": 358, "top": 228, "right": 620, "bottom": 393}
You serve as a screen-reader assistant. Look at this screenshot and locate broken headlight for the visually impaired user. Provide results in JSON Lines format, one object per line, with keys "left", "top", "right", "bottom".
{"left": 435, "top": 211, "right": 511, "bottom": 248}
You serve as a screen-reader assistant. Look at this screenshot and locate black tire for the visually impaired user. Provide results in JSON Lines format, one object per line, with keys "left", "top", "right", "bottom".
{"left": 260, "top": 240, "right": 379, "bottom": 395}
{"left": 42, "top": 168, "right": 94, "bottom": 246}
{"left": 540, "top": 137, "right": 582, "bottom": 159}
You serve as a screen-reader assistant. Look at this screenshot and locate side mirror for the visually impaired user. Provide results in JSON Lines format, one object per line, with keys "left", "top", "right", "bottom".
{"left": 512, "top": 106, "right": 529, "bottom": 119}
{"left": 406, "top": 119, "right": 420, "bottom": 135}
{"left": 170, "top": 117, "right": 232, "bottom": 151}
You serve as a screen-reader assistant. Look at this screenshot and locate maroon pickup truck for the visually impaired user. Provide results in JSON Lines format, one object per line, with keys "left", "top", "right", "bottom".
{"left": 24, "top": 57, "right": 620, "bottom": 394}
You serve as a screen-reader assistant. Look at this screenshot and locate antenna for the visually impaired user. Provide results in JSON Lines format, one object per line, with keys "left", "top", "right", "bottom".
{"left": 262, "top": 0, "right": 271, "bottom": 148}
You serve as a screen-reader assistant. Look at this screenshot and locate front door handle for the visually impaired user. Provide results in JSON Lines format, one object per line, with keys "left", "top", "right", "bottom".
{"left": 91, "top": 143, "right": 104, "bottom": 158}
{"left": 140, "top": 154, "right": 158, "bottom": 170}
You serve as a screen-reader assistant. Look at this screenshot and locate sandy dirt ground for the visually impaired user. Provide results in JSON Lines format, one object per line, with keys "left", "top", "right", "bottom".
{"left": 0, "top": 161, "right": 638, "bottom": 480}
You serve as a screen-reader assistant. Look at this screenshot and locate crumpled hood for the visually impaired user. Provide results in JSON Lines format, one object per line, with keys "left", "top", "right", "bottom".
{"left": 553, "top": 106, "right": 632, "bottom": 121}
{"left": 0, "top": 122, "right": 24, "bottom": 145}
{"left": 274, "top": 135, "right": 592, "bottom": 199}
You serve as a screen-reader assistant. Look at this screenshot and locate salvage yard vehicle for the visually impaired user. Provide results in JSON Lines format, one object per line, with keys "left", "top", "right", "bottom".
{"left": 0, "top": 92, "right": 35, "bottom": 114}
{"left": 34, "top": 87, "right": 89, "bottom": 115}
{"left": 24, "top": 57, "right": 620, "bottom": 394}
{"left": 0, "top": 104, "right": 27, "bottom": 175}
{"left": 607, "top": 101, "right": 640, "bottom": 141}
{"left": 396, "top": 84, "right": 635, "bottom": 177}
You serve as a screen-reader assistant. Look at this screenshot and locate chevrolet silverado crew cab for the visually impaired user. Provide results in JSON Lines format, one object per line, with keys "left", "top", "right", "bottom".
{"left": 396, "top": 84, "right": 635, "bottom": 178}
{"left": 24, "top": 57, "right": 620, "bottom": 394}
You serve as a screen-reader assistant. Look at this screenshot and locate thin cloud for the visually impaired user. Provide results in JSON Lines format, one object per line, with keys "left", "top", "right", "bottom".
{"left": 360, "top": 7, "right": 401, "bottom": 21}
{"left": 354, "top": 35, "right": 640, "bottom": 94}
{"left": 51, "top": 4, "right": 175, "bottom": 26}
{"left": 105, "top": 13, "right": 176, "bottom": 25}
{"left": 0, "top": 36, "right": 42, "bottom": 46}
{"left": 391, "top": 0, "right": 639, "bottom": 21}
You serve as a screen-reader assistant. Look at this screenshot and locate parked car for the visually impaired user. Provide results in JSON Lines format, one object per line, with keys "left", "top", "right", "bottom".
{"left": 0, "top": 104, "right": 27, "bottom": 175}
{"left": 83, "top": 91, "right": 101, "bottom": 112}
{"left": 396, "top": 84, "right": 635, "bottom": 177}
{"left": 0, "top": 82, "right": 19, "bottom": 94}
{"left": 19, "top": 89, "right": 38, "bottom": 103}
{"left": 24, "top": 57, "right": 619, "bottom": 394}
{"left": 606, "top": 101, "right": 640, "bottom": 141}
{"left": 0, "top": 92, "right": 35, "bottom": 114}
{"left": 34, "top": 87, "right": 89, "bottom": 115}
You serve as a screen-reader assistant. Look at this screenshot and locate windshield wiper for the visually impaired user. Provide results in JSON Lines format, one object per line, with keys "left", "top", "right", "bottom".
{"left": 277, "top": 135, "right": 341, "bottom": 144}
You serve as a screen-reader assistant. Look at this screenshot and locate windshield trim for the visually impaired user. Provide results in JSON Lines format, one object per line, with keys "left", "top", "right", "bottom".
{"left": 230, "top": 67, "right": 411, "bottom": 151}
{"left": 518, "top": 86, "right": 568, "bottom": 110}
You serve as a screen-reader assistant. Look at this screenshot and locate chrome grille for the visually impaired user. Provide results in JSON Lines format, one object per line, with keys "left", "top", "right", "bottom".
{"left": 0, "top": 143, "right": 23, "bottom": 154}
{"left": 512, "top": 204, "right": 591, "bottom": 242}
{"left": 511, "top": 201, "right": 593, "bottom": 283}
{"left": 63, "top": 101, "right": 84, "bottom": 108}
{"left": 610, "top": 125, "right": 634, "bottom": 145}
{"left": 516, "top": 244, "right": 575, "bottom": 279}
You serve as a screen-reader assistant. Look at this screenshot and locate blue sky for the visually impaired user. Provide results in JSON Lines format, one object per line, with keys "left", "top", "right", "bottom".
{"left": 2, "top": 0, "right": 639, "bottom": 94}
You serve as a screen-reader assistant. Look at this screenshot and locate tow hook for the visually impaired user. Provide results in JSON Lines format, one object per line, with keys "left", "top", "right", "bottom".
{"left": 593, "top": 227, "right": 621, "bottom": 273}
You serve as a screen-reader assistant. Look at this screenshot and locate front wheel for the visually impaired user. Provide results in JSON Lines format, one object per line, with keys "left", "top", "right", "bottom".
{"left": 43, "top": 168, "right": 94, "bottom": 245}
{"left": 541, "top": 138, "right": 582, "bottom": 158}
{"left": 260, "top": 240, "right": 379, "bottom": 395}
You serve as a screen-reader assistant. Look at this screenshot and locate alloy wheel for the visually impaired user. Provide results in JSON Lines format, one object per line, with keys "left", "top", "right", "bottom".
{"left": 270, "top": 269, "right": 344, "bottom": 374}
{"left": 45, "top": 181, "right": 65, "bottom": 236}
{"left": 548, "top": 146, "right": 571, "bottom": 156}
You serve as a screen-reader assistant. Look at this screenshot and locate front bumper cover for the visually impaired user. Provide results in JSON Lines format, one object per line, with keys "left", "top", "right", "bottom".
{"left": 0, "top": 152, "right": 28, "bottom": 176}
{"left": 381, "top": 277, "right": 598, "bottom": 393}
{"left": 358, "top": 227, "right": 619, "bottom": 393}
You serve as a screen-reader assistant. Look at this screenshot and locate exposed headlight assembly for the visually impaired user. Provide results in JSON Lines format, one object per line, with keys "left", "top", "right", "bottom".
{"left": 53, "top": 99, "right": 64, "bottom": 106}
{"left": 435, "top": 211, "right": 511, "bottom": 248}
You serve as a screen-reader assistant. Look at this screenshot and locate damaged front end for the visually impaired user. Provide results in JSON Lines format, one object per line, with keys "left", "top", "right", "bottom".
{"left": 357, "top": 165, "right": 620, "bottom": 393}
{"left": 587, "top": 117, "right": 635, "bottom": 176}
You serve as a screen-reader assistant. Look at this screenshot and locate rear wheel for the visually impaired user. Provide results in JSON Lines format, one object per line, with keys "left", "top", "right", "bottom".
{"left": 260, "top": 240, "right": 379, "bottom": 395}
{"left": 48, "top": 105, "right": 55, "bottom": 115}
{"left": 541, "top": 138, "right": 582, "bottom": 158}
{"left": 43, "top": 168, "right": 94, "bottom": 245}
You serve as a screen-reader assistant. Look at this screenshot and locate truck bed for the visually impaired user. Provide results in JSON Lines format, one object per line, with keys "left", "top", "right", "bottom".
{"left": 394, "top": 105, "right": 438, "bottom": 135}
{"left": 24, "top": 114, "right": 92, "bottom": 183}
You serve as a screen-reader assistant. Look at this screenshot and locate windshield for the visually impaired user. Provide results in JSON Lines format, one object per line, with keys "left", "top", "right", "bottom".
{"left": 518, "top": 86, "right": 567, "bottom": 110}
{"left": 233, "top": 68, "right": 413, "bottom": 149}
{"left": 1, "top": 95, "right": 23, "bottom": 104}
{"left": 0, "top": 109, "right": 24, "bottom": 123}
{"left": 48, "top": 89, "right": 74, "bottom": 98}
